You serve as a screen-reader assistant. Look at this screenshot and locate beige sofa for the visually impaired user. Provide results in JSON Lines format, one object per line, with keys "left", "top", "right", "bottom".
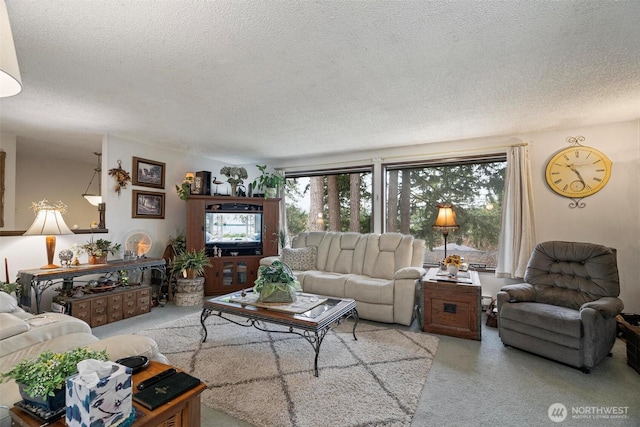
{"left": 0, "top": 291, "right": 167, "bottom": 427}
{"left": 261, "top": 232, "right": 426, "bottom": 325}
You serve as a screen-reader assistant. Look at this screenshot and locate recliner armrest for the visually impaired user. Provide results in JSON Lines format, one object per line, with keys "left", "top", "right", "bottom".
{"left": 394, "top": 267, "right": 426, "bottom": 280}
{"left": 500, "top": 283, "right": 536, "bottom": 302}
{"left": 580, "top": 297, "right": 624, "bottom": 319}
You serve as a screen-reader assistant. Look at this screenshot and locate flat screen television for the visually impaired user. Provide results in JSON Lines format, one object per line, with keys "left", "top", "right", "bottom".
{"left": 204, "top": 211, "right": 262, "bottom": 256}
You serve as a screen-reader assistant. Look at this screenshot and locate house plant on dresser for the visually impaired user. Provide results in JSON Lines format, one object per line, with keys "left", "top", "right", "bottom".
{"left": 172, "top": 248, "right": 211, "bottom": 306}
{"left": 81, "top": 238, "right": 121, "bottom": 264}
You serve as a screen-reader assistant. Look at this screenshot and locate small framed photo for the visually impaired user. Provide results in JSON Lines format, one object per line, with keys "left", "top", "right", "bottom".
{"left": 132, "top": 157, "right": 165, "bottom": 189}
{"left": 132, "top": 190, "right": 165, "bottom": 219}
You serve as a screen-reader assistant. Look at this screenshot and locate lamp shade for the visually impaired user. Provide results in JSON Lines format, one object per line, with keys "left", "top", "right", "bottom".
{"left": 24, "top": 208, "right": 73, "bottom": 236}
{"left": 0, "top": 0, "right": 22, "bottom": 97}
{"left": 83, "top": 195, "right": 103, "bottom": 206}
{"left": 432, "top": 204, "right": 460, "bottom": 231}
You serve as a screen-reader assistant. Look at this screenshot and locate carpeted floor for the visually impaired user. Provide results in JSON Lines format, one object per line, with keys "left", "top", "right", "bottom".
{"left": 138, "top": 312, "right": 439, "bottom": 427}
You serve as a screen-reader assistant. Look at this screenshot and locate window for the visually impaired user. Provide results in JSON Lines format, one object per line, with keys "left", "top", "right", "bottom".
{"left": 284, "top": 168, "right": 373, "bottom": 240}
{"left": 385, "top": 156, "right": 506, "bottom": 268}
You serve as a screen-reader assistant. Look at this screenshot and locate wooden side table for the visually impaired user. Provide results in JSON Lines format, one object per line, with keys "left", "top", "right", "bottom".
{"left": 422, "top": 267, "right": 482, "bottom": 341}
{"left": 9, "top": 361, "right": 207, "bottom": 427}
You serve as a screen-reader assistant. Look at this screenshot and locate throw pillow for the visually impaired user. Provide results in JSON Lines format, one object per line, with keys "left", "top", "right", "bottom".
{"left": 282, "top": 246, "right": 317, "bottom": 271}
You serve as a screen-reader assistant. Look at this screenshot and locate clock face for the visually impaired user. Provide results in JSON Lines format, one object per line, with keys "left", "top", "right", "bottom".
{"left": 545, "top": 146, "right": 612, "bottom": 198}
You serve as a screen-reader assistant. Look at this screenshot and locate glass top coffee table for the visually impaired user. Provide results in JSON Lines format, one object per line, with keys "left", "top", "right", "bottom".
{"left": 201, "top": 290, "right": 358, "bottom": 377}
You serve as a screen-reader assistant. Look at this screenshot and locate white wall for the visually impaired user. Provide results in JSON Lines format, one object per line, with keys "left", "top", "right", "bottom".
{"left": 0, "top": 133, "right": 17, "bottom": 229}
{"left": 1, "top": 120, "right": 638, "bottom": 313}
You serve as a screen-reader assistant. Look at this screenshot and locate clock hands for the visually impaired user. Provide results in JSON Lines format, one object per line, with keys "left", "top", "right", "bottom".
{"left": 565, "top": 163, "right": 587, "bottom": 191}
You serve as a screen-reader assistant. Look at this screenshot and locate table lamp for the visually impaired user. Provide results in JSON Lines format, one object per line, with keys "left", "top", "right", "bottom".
{"left": 23, "top": 200, "right": 73, "bottom": 269}
{"left": 432, "top": 203, "right": 459, "bottom": 261}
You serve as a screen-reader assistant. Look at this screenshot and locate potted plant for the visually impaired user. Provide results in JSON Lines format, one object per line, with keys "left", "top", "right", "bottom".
{"left": 0, "top": 347, "right": 108, "bottom": 411}
{"left": 82, "top": 238, "right": 121, "bottom": 264}
{"left": 172, "top": 248, "right": 211, "bottom": 279}
{"left": 250, "top": 164, "right": 284, "bottom": 198}
{"left": 253, "top": 260, "right": 301, "bottom": 302}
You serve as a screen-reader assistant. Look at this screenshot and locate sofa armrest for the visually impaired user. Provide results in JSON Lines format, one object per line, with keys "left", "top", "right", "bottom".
{"left": 394, "top": 267, "right": 426, "bottom": 280}
{"left": 500, "top": 283, "right": 536, "bottom": 302}
{"left": 580, "top": 297, "right": 624, "bottom": 320}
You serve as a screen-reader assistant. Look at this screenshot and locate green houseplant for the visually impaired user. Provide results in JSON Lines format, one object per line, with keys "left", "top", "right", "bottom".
{"left": 172, "top": 248, "right": 211, "bottom": 278}
{"left": 82, "top": 238, "right": 121, "bottom": 264}
{"left": 253, "top": 260, "right": 301, "bottom": 302}
{"left": 250, "top": 164, "right": 284, "bottom": 198}
{"left": 1, "top": 347, "right": 108, "bottom": 410}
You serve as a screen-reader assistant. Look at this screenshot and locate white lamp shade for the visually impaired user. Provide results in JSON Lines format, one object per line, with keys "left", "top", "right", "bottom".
{"left": 24, "top": 209, "right": 73, "bottom": 236}
{"left": 0, "top": 0, "right": 22, "bottom": 97}
{"left": 83, "top": 195, "right": 103, "bottom": 206}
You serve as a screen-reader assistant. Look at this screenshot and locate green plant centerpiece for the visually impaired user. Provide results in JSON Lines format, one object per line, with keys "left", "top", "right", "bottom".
{"left": 172, "top": 248, "right": 211, "bottom": 279}
{"left": 250, "top": 164, "right": 284, "bottom": 198}
{"left": 253, "top": 260, "right": 301, "bottom": 303}
{"left": 1, "top": 347, "right": 108, "bottom": 411}
{"left": 82, "top": 238, "right": 121, "bottom": 264}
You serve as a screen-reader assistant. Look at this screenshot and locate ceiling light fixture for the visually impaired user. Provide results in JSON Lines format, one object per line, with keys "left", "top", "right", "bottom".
{"left": 0, "top": 0, "right": 22, "bottom": 97}
{"left": 82, "top": 152, "right": 103, "bottom": 206}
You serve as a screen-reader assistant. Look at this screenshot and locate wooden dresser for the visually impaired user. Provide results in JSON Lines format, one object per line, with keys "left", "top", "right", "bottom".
{"left": 58, "top": 285, "right": 151, "bottom": 327}
{"left": 422, "top": 268, "right": 482, "bottom": 340}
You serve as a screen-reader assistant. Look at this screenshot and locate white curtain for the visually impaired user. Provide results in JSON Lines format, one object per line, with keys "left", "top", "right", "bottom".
{"left": 495, "top": 144, "right": 536, "bottom": 279}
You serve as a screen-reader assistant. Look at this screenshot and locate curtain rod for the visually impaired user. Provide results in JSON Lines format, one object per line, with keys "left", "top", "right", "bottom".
{"left": 281, "top": 142, "right": 528, "bottom": 172}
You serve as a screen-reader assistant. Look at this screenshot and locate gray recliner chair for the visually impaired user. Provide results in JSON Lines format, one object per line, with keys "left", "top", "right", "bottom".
{"left": 497, "top": 241, "right": 624, "bottom": 372}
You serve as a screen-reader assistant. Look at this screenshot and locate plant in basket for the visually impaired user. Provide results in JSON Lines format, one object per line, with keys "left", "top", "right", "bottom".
{"left": 253, "top": 260, "right": 301, "bottom": 303}
{"left": 1, "top": 347, "right": 108, "bottom": 411}
{"left": 82, "top": 238, "right": 121, "bottom": 264}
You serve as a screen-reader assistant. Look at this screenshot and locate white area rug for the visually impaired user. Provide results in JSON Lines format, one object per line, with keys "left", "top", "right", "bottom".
{"left": 138, "top": 312, "right": 438, "bottom": 427}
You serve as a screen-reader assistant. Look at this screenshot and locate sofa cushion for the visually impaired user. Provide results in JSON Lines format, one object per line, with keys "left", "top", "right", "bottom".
{"left": 0, "top": 292, "right": 19, "bottom": 313}
{"left": 302, "top": 271, "right": 350, "bottom": 297}
{"left": 282, "top": 246, "right": 317, "bottom": 271}
{"left": 500, "top": 301, "right": 582, "bottom": 339}
{"left": 0, "top": 314, "right": 29, "bottom": 340}
{"left": 344, "top": 276, "right": 394, "bottom": 305}
{"left": 0, "top": 313, "right": 92, "bottom": 358}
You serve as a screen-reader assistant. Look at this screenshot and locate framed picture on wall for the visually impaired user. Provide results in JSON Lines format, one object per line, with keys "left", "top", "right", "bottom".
{"left": 132, "top": 157, "right": 165, "bottom": 189}
{"left": 132, "top": 190, "right": 165, "bottom": 219}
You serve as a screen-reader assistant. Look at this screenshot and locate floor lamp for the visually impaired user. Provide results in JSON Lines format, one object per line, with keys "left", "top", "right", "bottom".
{"left": 432, "top": 203, "right": 459, "bottom": 261}
{"left": 24, "top": 201, "right": 73, "bottom": 269}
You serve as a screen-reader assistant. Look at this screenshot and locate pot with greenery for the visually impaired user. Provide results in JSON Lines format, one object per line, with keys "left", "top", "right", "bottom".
{"left": 82, "top": 238, "right": 121, "bottom": 264}
{"left": 1, "top": 347, "right": 108, "bottom": 412}
{"left": 250, "top": 164, "right": 284, "bottom": 198}
{"left": 172, "top": 248, "right": 211, "bottom": 306}
{"left": 253, "top": 260, "right": 301, "bottom": 303}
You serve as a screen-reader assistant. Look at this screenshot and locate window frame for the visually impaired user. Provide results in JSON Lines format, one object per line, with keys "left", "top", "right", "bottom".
{"left": 382, "top": 153, "right": 507, "bottom": 271}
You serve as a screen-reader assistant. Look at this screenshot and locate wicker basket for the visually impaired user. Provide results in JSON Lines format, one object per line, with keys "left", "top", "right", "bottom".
{"left": 257, "top": 283, "right": 295, "bottom": 303}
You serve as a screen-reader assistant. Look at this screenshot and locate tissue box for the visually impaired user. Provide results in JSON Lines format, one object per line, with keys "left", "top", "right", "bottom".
{"left": 65, "top": 362, "right": 133, "bottom": 427}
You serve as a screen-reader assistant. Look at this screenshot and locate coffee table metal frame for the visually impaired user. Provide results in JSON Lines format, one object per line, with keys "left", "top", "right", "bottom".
{"left": 201, "top": 290, "right": 358, "bottom": 377}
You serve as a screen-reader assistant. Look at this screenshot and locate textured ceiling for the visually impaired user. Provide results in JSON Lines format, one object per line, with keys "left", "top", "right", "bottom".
{"left": 1, "top": 1, "right": 639, "bottom": 164}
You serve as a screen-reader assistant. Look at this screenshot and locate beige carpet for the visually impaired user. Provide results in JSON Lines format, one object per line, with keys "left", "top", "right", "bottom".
{"left": 138, "top": 312, "right": 439, "bottom": 427}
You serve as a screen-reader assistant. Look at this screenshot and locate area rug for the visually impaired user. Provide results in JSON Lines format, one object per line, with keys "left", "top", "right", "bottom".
{"left": 138, "top": 312, "right": 439, "bottom": 427}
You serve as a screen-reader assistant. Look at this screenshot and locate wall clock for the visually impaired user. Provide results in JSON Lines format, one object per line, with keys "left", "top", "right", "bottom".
{"left": 545, "top": 136, "right": 612, "bottom": 208}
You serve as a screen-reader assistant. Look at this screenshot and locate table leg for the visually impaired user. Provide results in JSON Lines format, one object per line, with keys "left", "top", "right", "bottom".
{"left": 200, "top": 308, "right": 213, "bottom": 342}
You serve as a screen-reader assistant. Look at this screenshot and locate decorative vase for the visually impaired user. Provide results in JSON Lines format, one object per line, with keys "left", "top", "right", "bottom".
{"left": 447, "top": 265, "right": 459, "bottom": 276}
{"left": 18, "top": 383, "right": 66, "bottom": 412}
{"left": 265, "top": 187, "right": 277, "bottom": 198}
{"left": 230, "top": 183, "right": 238, "bottom": 197}
{"left": 89, "top": 255, "right": 107, "bottom": 265}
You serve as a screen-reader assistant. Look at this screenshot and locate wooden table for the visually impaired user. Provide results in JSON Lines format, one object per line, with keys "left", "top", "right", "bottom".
{"left": 9, "top": 361, "right": 207, "bottom": 427}
{"left": 422, "top": 267, "right": 482, "bottom": 340}
{"left": 201, "top": 290, "right": 359, "bottom": 376}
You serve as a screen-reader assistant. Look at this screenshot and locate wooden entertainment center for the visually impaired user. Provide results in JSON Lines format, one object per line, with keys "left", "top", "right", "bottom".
{"left": 186, "top": 196, "right": 280, "bottom": 295}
